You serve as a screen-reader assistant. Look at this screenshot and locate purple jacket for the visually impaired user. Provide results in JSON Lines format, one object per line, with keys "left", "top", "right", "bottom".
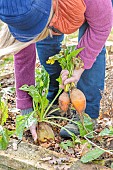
{"left": 77, "top": 0, "right": 113, "bottom": 69}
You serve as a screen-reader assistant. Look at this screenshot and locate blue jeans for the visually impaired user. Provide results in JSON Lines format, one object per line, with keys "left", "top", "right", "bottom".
{"left": 36, "top": 35, "right": 64, "bottom": 104}
{"left": 112, "top": 0, "right": 113, "bottom": 6}
{"left": 36, "top": 22, "right": 106, "bottom": 118}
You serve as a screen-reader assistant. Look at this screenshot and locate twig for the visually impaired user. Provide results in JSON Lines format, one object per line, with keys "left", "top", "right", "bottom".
{"left": 84, "top": 131, "right": 113, "bottom": 155}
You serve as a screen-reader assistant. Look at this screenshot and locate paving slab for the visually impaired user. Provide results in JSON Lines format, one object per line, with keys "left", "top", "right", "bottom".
{"left": 0, "top": 140, "right": 76, "bottom": 170}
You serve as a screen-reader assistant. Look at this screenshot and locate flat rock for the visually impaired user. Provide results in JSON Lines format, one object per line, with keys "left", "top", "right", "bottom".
{"left": 0, "top": 140, "right": 76, "bottom": 170}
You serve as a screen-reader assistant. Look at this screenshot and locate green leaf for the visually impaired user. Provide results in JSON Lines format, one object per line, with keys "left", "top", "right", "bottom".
{"left": 20, "top": 67, "right": 50, "bottom": 119}
{"left": 66, "top": 47, "right": 84, "bottom": 63}
{"left": 0, "top": 126, "right": 13, "bottom": 150}
{"left": 76, "top": 113, "right": 93, "bottom": 137}
{"left": 56, "top": 76, "right": 62, "bottom": 85}
{"left": 16, "top": 112, "right": 37, "bottom": 139}
{"left": 81, "top": 148, "right": 105, "bottom": 163}
{"left": 59, "top": 58, "right": 67, "bottom": 69}
{"left": 99, "top": 128, "right": 111, "bottom": 136}
{"left": 109, "top": 126, "right": 113, "bottom": 135}
{"left": 73, "top": 138, "right": 81, "bottom": 144}
{"left": 99, "top": 127, "right": 113, "bottom": 136}
{"left": 93, "top": 159, "right": 105, "bottom": 166}
{"left": 35, "top": 66, "right": 49, "bottom": 93}
{"left": 60, "top": 140, "right": 74, "bottom": 150}
{"left": 0, "top": 99, "right": 8, "bottom": 126}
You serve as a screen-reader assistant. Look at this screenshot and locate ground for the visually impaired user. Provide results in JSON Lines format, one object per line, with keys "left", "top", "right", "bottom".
{"left": 0, "top": 33, "right": 113, "bottom": 169}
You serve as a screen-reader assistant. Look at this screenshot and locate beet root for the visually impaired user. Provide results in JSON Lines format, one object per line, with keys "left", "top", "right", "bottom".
{"left": 58, "top": 91, "right": 70, "bottom": 112}
{"left": 70, "top": 88, "right": 86, "bottom": 114}
{"left": 37, "top": 122, "right": 55, "bottom": 143}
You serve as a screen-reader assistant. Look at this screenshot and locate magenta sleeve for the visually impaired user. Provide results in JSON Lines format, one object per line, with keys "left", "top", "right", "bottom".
{"left": 77, "top": 0, "right": 113, "bottom": 69}
{"left": 14, "top": 44, "right": 36, "bottom": 109}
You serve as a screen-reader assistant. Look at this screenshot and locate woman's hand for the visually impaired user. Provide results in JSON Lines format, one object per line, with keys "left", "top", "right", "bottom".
{"left": 60, "top": 68, "right": 84, "bottom": 89}
{"left": 29, "top": 123, "right": 38, "bottom": 142}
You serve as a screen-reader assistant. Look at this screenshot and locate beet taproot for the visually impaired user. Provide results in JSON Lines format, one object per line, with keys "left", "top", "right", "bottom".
{"left": 70, "top": 88, "right": 86, "bottom": 114}
{"left": 58, "top": 91, "right": 70, "bottom": 112}
{"left": 37, "top": 122, "right": 55, "bottom": 143}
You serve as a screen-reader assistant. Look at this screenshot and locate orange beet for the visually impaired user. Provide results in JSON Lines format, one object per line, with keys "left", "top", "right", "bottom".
{"left": 70, "top": 88, "right": 86, "bottom": 114}
{"left": 58, "top": 91, "right": 70, "bottom": 112}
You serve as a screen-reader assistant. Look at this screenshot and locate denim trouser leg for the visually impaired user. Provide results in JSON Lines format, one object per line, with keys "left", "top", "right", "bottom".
{"left": 36, "top": 35, "right": 64, "bottom": 104}
{"left": 78, "top": 22, "right": 106, "bottom": 118}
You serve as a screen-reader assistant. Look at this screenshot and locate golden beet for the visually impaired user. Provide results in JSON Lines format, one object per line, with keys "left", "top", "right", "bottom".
{"left": 70, "top": 88, "right": 86, "bottom": 114}
{"left": 58, "top": 91, "right": 70, "bottom": 112}
{"left": 37, "top": 122, "right": 55, "bottom": 143}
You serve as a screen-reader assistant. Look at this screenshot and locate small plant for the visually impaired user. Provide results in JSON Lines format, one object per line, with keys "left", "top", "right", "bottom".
{"left": 16, "top": 67, "right": 53, "bottom": 142}
{"left": 16, "top": 67, "right": 74, "bottom": 143}
{"left": 60, "top": 138, "right": 81, "bottom": 150}
{"left": 0, "top": 96, "right": 14, "bottom": 149}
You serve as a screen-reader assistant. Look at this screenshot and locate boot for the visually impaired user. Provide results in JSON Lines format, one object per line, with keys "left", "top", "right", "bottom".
{"left": 60, "top": 113, "right": 80, "bottom": 138}
{"left": 60, "top": 112, "right": 97, "bottom": 139}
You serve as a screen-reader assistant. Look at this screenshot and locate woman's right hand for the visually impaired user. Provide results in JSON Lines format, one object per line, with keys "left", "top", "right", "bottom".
{"left": 60, "top": 68, "right": 84, "bottom": 89}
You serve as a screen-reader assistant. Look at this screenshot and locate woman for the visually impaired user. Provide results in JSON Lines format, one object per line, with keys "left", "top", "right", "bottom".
{"left": 0, "top": 0, "right": 112, "bottom": 140}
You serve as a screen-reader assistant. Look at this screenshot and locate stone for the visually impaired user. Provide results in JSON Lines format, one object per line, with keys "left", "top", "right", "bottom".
{"left": 0, "top": 140, "right": 75, "bottom": 170}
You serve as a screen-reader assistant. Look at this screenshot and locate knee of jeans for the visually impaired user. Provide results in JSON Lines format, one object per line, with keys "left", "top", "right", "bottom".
{"left": 85, "top": 95, "right": 101, "bottom": 118}
{"left": 78, "top": 83, "right": 102, "bottom": 104}
{"left": 85, "top": 105, "right": 100, "bottom": 118}
{"left": 87, "top": 89, "right": 102, "bottom": 102}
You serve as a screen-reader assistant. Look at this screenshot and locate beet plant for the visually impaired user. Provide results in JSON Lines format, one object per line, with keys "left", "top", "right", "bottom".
{"left": 16, "top": 66, "right": 74, "bottom": 143}
{"left": 47, "top": 45, "right": 93, "bottom": 136}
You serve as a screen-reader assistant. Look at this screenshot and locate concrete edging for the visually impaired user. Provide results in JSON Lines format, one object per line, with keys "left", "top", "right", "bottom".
{"left": 0, "top": 140, "right": 112, "bottom": 170}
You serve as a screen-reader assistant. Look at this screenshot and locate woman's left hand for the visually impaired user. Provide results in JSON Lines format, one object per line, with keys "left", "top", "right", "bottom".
{"left": 29, "top": 123, "right": 38, "bottom": 142}
{"left": 60, "top": 68, "right": 84, "bottom": 88}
